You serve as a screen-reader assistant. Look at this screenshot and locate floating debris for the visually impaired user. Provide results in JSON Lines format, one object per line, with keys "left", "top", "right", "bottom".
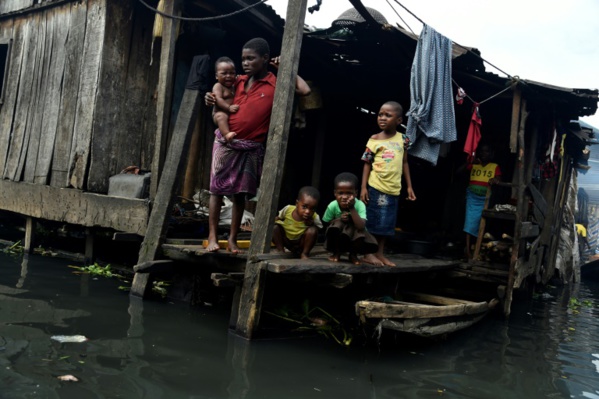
{"left": 57, "top": 375, "right": 79, "bottom": 382}
{"left": 51, "top": 335, "right": 88, "bottom": 343}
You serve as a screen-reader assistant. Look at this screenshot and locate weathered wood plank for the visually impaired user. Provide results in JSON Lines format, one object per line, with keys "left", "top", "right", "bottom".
{"left": 68, "top": 0, "right": 105, "bottom": 189}
{"left": 236, "top": 0, "right": 308, "bottom": 340}
{"left": 23, "top": 216, "right": 34, "bottom": 254}
{"left": 4, "top": 17, "right": 36, "bottom": 180}
{"left": 87, "top": 0, "right": 133, "bottom": 193}
{"left": 356, "top": 298, "right": 490, "bottom": 319}
{"left": 0, "top": 179, "right": 149, "bottom": 235}
{"left": 131, "top": 87, "right": 202, "bottom": 297}
{"left": 149, "top": 0, "right": 181, "bottom": 199}
{"left": 51, "top": 0, "right": 87, "bottom": 187}
{"left": 23, "top": 9, "right": 51, "bottom": 183}
{"left": 0, "top": 0, "right": 34, "bottom": 15}
{"left": 0, "top": 17, "right": 18, "bottom": 174}
{"left": 509, "top": 86, "right": 521, "bottom": 153}
{"left": 133, "top": 260, "right": 174, "bottom": 273}
{"left": 264, "top": 256, "right": 459, "bottom": 274}
{"left": 34, "top": 6, "right": 70, "bottom": 185}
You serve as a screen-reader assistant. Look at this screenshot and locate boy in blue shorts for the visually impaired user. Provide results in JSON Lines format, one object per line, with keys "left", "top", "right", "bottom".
{"left": 360, "top": 101, "right": 416, "bottom": 266}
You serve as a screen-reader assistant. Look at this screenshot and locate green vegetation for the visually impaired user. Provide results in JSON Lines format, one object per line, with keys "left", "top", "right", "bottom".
{"left": 69, "top": 263, "right": 123, "bottom": 279}
{"left": 266, "top": 299, "right": 352, "bottom": 346}
{"left": 2, "top": 241, "right": 24, "bottom": 255}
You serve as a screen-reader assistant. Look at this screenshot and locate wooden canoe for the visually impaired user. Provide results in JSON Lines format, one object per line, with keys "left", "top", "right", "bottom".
{"left": 356, "top": 292, "right": 499, "bottom": 337}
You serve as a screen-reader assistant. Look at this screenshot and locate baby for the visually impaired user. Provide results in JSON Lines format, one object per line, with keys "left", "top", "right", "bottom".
{"left": 322, "top": 172, "right": 378, "bottom": 264}
{"left": 212, "top": 57, "right": 239, "bottom": 142}
{"left": 273, "top": 186, "right": 323, "bottom": 259}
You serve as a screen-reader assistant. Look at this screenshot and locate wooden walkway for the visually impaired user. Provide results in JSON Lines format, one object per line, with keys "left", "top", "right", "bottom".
{"left": 161, "top": 239, "right": 460, "bottom": 274}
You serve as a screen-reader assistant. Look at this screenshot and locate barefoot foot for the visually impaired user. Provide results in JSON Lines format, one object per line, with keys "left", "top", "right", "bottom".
{"left": 328, "top": 254, "right": 340, "bottom": 262}
{"left": 361, "top": 253, "right": 384, "bottom": 266}
{"left": 375, "top": 254, "right": 396, "bottom": 267}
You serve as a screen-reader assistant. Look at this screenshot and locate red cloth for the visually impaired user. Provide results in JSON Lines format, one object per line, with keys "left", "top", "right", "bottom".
{"left": 229, "top": 72, "right": 276, "bottom": 143}
{"left": 463, "top": 103, "right": 481, "bottom": 164}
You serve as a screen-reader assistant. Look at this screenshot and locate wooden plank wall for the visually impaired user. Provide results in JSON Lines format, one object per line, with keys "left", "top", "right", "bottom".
{"left": 0, "top": 0, "right": 158, "bottom": 193}
{"left": 0, "top": 0, "right": 35, "bottom": 15}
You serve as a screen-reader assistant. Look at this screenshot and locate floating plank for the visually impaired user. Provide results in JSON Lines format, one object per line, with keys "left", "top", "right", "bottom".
{"left": 377, "top": 313, "right": 488, "bottom": 337}
{"left": 51, "top": 0, "right": 87, "bottom": 187}
{"left": 356, "top": 298, "right": 490, "bottom": 319}
{"left": 68, "top": 0, "right": 105, "bottom": 189}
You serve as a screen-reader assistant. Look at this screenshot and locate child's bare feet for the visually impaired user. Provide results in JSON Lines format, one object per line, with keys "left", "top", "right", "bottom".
{"left": 328, "top": 254, "right": 340, "bottom": 262}
{"left": 375, "top": 254, "right": 396, "bottom": 267}
{"left": 300, "top": 253, "right": 311, "bottom": 260}
{"left": 361, "top": 253, "right": 384, "bottom": 266}
{"left": 348, "top": 254, "right": 361, "bottom": 265}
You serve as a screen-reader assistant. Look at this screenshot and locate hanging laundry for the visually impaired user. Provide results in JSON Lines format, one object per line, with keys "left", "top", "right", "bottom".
{"left": 456, "top": 87, "right": 466, "bottom": 105}
{"left": 463, "top": 103, "right": 481, "bottom": 164}
{"left": 406, "top": 25, "right": 457, "bottom": 165}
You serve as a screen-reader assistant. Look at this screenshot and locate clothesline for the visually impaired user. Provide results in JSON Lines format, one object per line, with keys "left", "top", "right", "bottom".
{"left": 452, "top": 78, "right": 518, "bottom": 106}
{"left": 137, "top": 0, "right": 270, "bottom": 22}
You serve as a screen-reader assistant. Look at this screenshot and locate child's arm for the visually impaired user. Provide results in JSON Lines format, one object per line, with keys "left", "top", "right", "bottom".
{"left": 346, "top": 196, "right": 366, "bottom": 230}
{"left": 360, "top": 146, "right": 373, "bottom": 203}
{"left": 403, "top": 151, "right": 416, "bottom": 201}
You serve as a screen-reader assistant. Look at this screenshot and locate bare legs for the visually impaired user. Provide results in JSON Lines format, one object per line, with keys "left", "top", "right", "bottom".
{"left": 207, "top": 193, "right": 246, "bottom": 254}
{"left": 272, "top": 224, "right": 318, "bottom": 259}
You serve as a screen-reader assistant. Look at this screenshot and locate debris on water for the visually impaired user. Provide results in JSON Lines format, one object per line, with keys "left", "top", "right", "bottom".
{"left": 50, "top": 335, "right": 88, "bottom": 343}
{"left": 57, "top": 375, "right": 79, "bottom": 382}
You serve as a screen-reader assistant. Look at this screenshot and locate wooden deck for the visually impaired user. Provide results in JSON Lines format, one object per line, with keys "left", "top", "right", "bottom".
{"left": 161, "top": 240, "right": 460, "bottom": 274}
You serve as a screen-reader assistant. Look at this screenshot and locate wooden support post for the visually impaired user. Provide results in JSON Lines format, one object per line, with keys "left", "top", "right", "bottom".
{"left": 84, "top": 228, "right": 94, "bottom": 264}
{"left": 23, "top": 217, "right": 34, "bottom": 254}
{"left": 505, "top": 95, "right": 526, "bottom": 316}
{"left": 509, "top": 86, "right": 521, "bottom": 153}
{"left": 235, "top": 0, "right": 308, "bottom": 339}
{"left": 149, "top": 0, "right": 181, "bottom": 199}
{"left": 130, "top": 87, "right": 202, "bottom": 297}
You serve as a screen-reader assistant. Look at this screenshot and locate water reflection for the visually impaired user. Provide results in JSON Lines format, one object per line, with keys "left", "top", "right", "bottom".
{"left": 0, "top": 252, "right": 598, "bottom": 398}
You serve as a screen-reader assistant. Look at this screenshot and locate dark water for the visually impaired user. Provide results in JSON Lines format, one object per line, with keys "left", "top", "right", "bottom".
{"left": 1, "top": 253, "right": 598, "bottom": 399}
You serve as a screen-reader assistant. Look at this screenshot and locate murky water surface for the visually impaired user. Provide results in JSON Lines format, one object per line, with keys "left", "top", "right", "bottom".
{"left": 1, "top": 253, "right": 598, "bottom": 398}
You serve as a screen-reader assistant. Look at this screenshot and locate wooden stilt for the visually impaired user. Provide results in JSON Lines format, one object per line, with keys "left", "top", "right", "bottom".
{"left": 235, "top": 0, "right": 308, "bottom": 339}
{"left": 130, "top": 87, "right": 202, "bottom": 297}
{"left": 84, "top": 228, "right": 94, "bottom": 264}
{"left": 23, "top": 217, "right": 34, "bottom": 254}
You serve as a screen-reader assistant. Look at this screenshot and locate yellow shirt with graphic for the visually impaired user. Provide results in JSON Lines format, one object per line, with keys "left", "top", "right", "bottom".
{"left": 363, "top": 133, "right": 405, "bottom": 196}
{"left": 275, "top": 205, "right": 323, "bottom": 240}
{"left": 468, "top": 162, "right": 501, "bottom": 196}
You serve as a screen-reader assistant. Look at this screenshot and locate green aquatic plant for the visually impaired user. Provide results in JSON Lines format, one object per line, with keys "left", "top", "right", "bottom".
{"left": 2, "top": 241, "right": 24, "bottom": 255}
{"left": 266, "top": 299, "right": 353, "bottom": 346}
{"left": 152, "top": 280, "right": 170, "bottom": 298}
{"left": 568, "top": 297, "right": 595, "bottom": 310}
{"left": 68, "top": 263, "right": 123, "bottom": 279}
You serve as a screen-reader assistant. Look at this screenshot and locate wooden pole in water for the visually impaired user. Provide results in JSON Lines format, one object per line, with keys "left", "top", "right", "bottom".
{"left": 235, "top": 0, "right": 308, "bottom": 339}
{"left": 130, "top": 87, "right": 201, "bottom": 297}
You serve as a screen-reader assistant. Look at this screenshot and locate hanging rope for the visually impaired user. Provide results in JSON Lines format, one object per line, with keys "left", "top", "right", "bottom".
{"left": 137, "top": 0, "right": 270, "bottom": 22}
{"left": 385, "top": 0, "right": 415, "bottom": 34}
{"left": 390, "top": 0, "right": 514, "bottom": 80}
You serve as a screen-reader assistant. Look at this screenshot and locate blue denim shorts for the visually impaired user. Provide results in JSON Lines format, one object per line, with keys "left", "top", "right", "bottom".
{"left": 365, "top": 186, "right": 399, "bottom": 236}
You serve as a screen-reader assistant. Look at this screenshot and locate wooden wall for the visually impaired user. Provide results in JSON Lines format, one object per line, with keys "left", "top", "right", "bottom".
{"left": 0, "top": 0, "right": 158, "bottom": 193}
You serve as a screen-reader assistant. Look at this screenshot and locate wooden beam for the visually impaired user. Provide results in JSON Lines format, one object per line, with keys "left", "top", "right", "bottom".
{"left": 130, "top": 87, "right": 202, "bottom": 297}
{"left": 235, "top": 0, "right": 308, "bottom": 339}
{"left": 348, "top": 0, "right": 380, "bottom": 25}
{"left": 0, "top": 179, "right": 149, "bottom": 235}
{"left": 509, "top": 86, "right": 521, "bottom": 153}
{"left": 84, "top": 228, "right": 94, "bottom": 264}
{"left": 23, "top": 216, "right": 34, "bottom": 254}
{"left": 149, "top": 0, "right": 181, "bottom": 199}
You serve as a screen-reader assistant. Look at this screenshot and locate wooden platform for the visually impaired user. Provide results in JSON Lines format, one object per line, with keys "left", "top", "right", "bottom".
{"left": 161, "top": 240, "right": 459, "bottom": 274}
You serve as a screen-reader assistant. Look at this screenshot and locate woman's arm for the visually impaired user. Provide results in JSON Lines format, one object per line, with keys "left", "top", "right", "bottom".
{"left": 270, "top": 56, "right": 311, "bottom": 96}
